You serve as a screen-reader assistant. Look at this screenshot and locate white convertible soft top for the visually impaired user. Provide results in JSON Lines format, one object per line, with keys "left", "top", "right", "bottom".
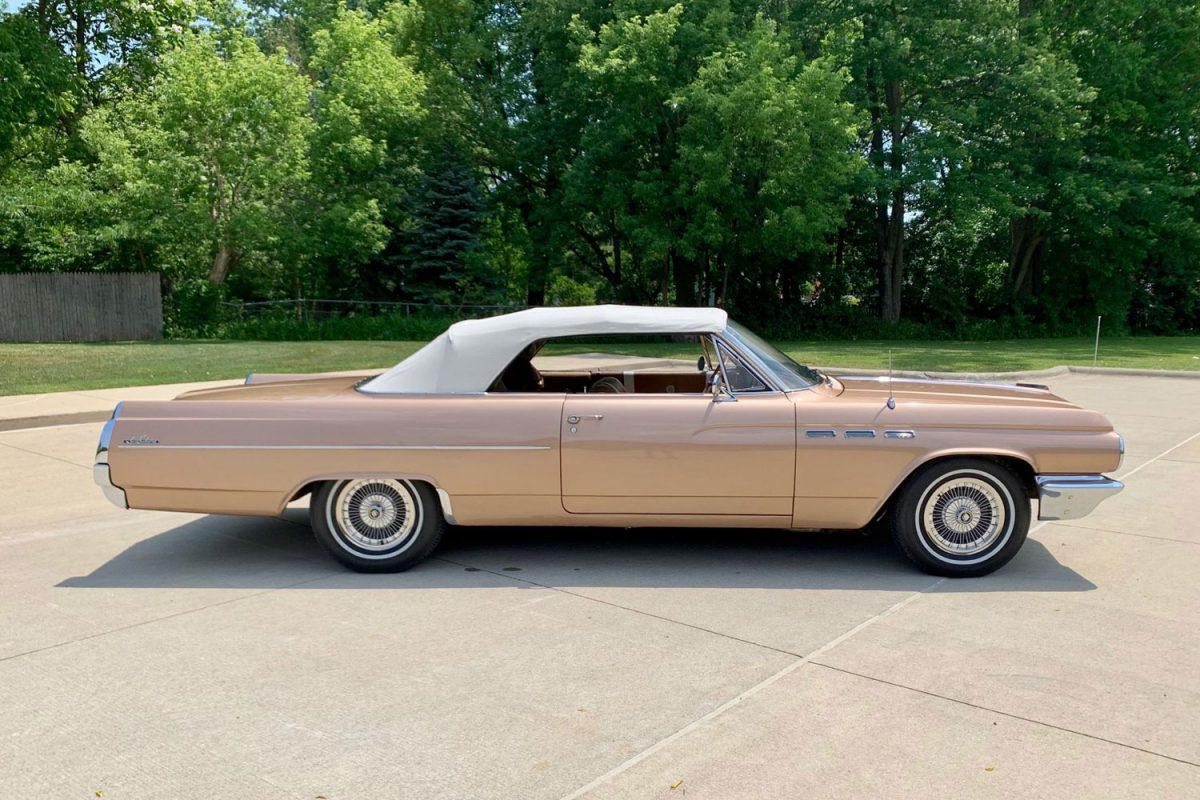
{"left": 360, "top": 305, "right": 728, "bottom": 394}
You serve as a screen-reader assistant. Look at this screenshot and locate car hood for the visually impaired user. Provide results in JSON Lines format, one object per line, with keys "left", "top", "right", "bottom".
{"left": 834, "top": 375, "right": 1079, "bottom": 411}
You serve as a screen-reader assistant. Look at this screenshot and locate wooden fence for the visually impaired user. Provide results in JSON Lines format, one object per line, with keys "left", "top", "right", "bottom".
{"left": 0, "top": 273, "right": 162, "bottom": 342}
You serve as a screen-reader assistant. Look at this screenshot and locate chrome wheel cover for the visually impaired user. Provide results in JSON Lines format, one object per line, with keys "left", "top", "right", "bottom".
{"left": 915, "top": 469, "right": 1015, "bottom": 564}
{"left": 329, "top": 479, "right": 421, "bottom": 557}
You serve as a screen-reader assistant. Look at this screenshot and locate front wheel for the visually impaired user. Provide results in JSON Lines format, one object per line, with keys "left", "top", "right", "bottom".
{"left": 889, "top": 458, "right": 1030, "bottom": 577}
{"left": 311, "top": 478, "right": 444, "bottom": 572}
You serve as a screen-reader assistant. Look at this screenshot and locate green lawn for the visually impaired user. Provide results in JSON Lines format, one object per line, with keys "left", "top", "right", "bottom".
{"left": 1, "top": 336, "right": 1198, "bottom": 396}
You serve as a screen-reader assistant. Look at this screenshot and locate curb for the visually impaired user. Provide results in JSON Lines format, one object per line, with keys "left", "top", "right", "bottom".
{"left": 1059, "top": 365, "right": 1200, "bottom": 379}
{"left": 0, "top": 410, "right": 112, "bottom": 433}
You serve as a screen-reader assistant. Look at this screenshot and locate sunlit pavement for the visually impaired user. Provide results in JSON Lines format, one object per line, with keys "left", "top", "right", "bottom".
{"left": 1, "top": 373, "right": 1197, "bottom": 799}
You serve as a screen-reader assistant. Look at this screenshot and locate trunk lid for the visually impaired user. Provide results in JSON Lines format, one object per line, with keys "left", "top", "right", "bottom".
{"left": 173, "top": 371, "right": 380, "bottom": 402}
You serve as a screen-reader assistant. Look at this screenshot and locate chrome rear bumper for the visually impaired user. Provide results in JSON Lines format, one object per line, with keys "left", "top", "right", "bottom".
{"left": 94, "top": 404, "right": 128, "bottom": 509}
{"left": 1036, "top": 474, "right": 1123, "bottom": 521}
{"left": 93, "top": 463, "right": 128, "bottom": 509}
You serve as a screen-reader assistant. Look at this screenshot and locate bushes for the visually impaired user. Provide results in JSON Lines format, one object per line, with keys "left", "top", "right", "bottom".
{"left": 170, "top": 298, "right": 1114, "bottom": 343}
{"left": 162, "top": 278, "right": 238, "bottom": 338}
{"left": 204, "top": 309, "right": 460, "bottom": 341}
{"left": 749, "top": 301, "right": 1102, "bottom": 342}
{"left": 546, "top": 275, "right": 599, "bottom": 306}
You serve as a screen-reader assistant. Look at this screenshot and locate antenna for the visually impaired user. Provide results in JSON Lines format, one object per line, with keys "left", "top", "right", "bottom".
{"left": 886, "top": 349, "right": 895, "bottom": 409}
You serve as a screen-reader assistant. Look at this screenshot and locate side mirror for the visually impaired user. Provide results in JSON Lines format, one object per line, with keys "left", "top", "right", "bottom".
{"left": 697, "top": 355, "right": 707, "bottom": 373}
{"left": 709, "top": 370, "right": 736, "bottom": 402}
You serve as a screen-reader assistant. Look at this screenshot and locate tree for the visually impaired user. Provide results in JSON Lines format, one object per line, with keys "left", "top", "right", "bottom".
{"left": 791, "top": 1, "right": 1026, "bottom": 322}
{"left": 305, "top": 5, "right": 427, "bottom": 297}
{"left": 0, "top": 12, "right": 77, "bottom": 169}
{"left": 3, "top": 0, "right": 1199, "bottom": 334}
{"left": 26, "top": 0, "right": 195, "bottom": 106}
{"left": 82, "top": 30, "right": 313, "bottom": 285}
{"left": 922, "top": 0, "right": 1094, "bottom": 303}
{"left": 675, "top": 17, "right": 861, "bottom": 308}
{"left": 1047, "top": 0, "right": 1200, "bottom": 328}
{"left": 397, "top": 145, "right": 495, "bottom": 303}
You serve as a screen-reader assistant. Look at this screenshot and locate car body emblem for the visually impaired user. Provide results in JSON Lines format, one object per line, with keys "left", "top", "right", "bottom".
{"left": 122, "top": 435, "right": 159, "bottom": 446}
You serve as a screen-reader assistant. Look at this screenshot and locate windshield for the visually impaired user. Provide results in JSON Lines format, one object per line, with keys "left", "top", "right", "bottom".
{"left": 724, "top": 320, "right": 824, "bottom": 390}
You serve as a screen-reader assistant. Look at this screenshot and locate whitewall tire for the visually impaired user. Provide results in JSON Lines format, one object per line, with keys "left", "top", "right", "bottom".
{"left": 889, "top": 458, "right": 1030, "bottom": 577}
{"left": 310, "top": 478, "right": 444, "bottom": 572}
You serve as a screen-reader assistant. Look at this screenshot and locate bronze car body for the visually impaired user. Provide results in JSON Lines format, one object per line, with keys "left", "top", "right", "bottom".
{"left": 94, "top": 306, "right": 1123, "bottom": 576}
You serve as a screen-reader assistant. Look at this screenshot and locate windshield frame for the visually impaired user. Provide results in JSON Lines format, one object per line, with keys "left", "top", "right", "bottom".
{"left": 722, "top": 320, "right": 824, "bottom": 391}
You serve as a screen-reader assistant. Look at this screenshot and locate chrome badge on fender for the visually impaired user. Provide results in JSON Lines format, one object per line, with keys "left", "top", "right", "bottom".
{"left": 121, "top": 435, "right": 159, "bottom": 446}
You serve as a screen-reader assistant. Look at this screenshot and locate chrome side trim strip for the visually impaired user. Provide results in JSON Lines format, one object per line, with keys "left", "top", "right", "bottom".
{"left": 884, "top": 430, "right": 916, "bottom": 439}
{"left": 115, "top": 444, "right": 551, "bottom": 451}
{"left": 845, "top": 430, "right": 876, "bottom": 438}
{"left": 805, "top": 430, "right": 837, "bottom": 438}
{"left": 1036, "top": 474, "right": 1123, "bottom": 521}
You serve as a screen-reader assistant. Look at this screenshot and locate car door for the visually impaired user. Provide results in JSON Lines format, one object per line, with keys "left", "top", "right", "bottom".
{"left": 560, "top": 389, "right": 796, "bottom": 516}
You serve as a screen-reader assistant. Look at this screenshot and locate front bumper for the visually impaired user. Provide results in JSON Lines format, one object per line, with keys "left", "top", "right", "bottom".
{"left": 1036, "top": 474, "right": 1123, "bottom": 521}
{"left": 94, "top": 404, "right": 128, "bottom": 509}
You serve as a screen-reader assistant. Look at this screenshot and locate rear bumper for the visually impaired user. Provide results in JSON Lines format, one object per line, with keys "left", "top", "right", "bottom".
{"left": 1036, "top": 474, "right": 1123, "bottom": 521}
{"left": 94, "top": 404, "right": 128, "bottom": 510}
{"left": 93, "top": 463, "right": 128, "bottom": 509}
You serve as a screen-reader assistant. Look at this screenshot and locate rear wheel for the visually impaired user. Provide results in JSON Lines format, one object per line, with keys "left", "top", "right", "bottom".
{"left": 311, "top": 478, "right": 444, "bottom": 572}
{"left": 889, "top": 458, "right": 1030, "bottom": 577}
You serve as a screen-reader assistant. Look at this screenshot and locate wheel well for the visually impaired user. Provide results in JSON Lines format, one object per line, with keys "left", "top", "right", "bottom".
{"left": 287, "top": 477, "right": 448, "bottom": 512}
{"left": 988, "top": 455, "right": 1038, "bottom": 499}
{"left": 887, "top": 454, "right": 1038, "bottom": 511}
{"left": 288, "top": 481, "right": 323, "bottom": 504}
{"left": 907, "top": 453, "right": 1041, "bottom": 496}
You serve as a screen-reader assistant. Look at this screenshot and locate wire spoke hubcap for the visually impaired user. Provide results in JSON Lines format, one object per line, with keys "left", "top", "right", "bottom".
{"left": 921, "top": 476, "right": 1006, "bottom": 556}
{"left": 335, "top": 479, "right": 418, "bottom": 551}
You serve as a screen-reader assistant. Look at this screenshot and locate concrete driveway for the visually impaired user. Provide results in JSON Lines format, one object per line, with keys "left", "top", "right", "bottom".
{"left": 0, "top": 372, "right": 1197, "bottom": 799}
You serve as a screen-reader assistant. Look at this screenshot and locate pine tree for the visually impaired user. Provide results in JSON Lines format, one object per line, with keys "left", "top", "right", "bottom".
{"left": 398, "top": 147, "right": 495, "bottom": 304}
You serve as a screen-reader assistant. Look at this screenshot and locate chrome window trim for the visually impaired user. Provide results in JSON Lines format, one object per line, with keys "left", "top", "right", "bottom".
{"left": 710, "top": 333, "right": 782, "bottom": 394}
{"left": 718, "top": 324, "right": 820, "bottom": 393}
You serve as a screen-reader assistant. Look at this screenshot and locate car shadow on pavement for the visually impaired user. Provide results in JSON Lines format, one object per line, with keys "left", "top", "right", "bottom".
{"left": 58, "top": 510, "right": 1096, "bottom": 593}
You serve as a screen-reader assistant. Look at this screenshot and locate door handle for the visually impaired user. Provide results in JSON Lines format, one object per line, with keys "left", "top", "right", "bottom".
{"left": 566, "top": 414, "right": 604, "bottom": 424}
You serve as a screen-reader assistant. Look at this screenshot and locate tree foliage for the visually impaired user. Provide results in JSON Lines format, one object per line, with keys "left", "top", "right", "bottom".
{"left": 82, "top": 31, "right": 313, "bottom": 287}
{"left": 1, "top": 0, "right": 1198, "bottom": 335}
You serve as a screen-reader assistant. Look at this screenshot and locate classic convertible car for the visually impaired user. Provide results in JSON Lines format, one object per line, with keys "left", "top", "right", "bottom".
{"left": 94, "top": 305, "right": 1124, "bottom": 577}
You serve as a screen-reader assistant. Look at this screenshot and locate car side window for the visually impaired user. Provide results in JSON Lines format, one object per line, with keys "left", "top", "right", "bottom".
{"left": 490, "top": 333, "right": 714, "bottom": 395}
{"left": 716, "top": 341, "right": 769, "bottom": 392}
